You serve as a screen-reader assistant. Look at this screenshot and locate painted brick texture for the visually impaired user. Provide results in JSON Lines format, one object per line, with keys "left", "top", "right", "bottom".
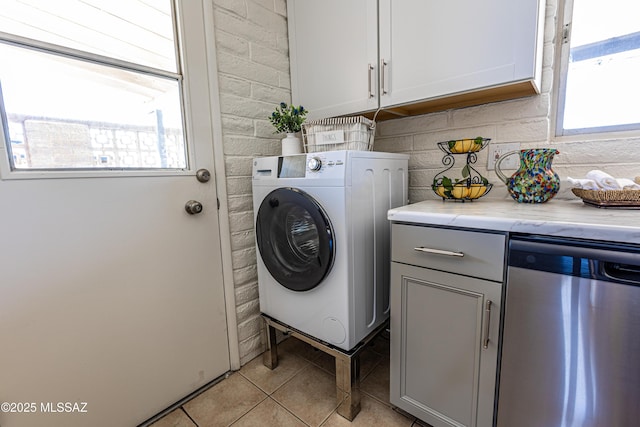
{"left": 212, "top": 0, "right": 289, "bottom": 365}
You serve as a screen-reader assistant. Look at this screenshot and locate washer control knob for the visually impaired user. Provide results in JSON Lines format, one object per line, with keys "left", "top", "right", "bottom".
{"left": 307, "top": 157, "right": 322, "bottom": 171}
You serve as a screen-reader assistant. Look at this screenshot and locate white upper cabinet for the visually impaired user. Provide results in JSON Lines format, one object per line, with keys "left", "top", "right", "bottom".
{"left": 378, "top": 0, "right": 543, "bottom": 110}
{"left": 287, "top": 0, "right": 544, "bottom": 120}
{"left": 287, "top": 0, "right": 378, "bottom": 120}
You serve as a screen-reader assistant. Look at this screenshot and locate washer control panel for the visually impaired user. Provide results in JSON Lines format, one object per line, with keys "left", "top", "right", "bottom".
{"left": 305, "top": 151, "right": 346, "bottom": 176}
{"left": 252, "top": 151, "right": 348, "bottom": 180}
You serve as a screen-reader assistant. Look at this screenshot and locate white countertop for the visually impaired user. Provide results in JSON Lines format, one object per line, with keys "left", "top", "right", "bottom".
{"left": 388, "top": 199, "right": 640, "bottom": 244}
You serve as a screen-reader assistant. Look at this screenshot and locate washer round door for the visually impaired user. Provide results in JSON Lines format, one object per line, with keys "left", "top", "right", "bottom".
{"left": 256, "top": 187, "right": 335, "bottom": 292}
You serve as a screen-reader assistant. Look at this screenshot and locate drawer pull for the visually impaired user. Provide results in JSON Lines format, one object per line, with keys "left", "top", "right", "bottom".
{"left": 483, "top": 300, "right": 492, "bottom": 349}
{"left": 413, "top": 247, "right": 464, "bottom": 257}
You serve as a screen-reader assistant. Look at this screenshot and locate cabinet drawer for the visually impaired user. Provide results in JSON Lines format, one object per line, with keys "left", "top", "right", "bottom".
{"left": 391, "top": 223, "right": 505, "bottom": 282}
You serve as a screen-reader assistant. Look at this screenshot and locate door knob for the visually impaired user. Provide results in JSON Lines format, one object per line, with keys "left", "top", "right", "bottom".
{"left": 185, "top": 200, "right": 203, "bottom": 215}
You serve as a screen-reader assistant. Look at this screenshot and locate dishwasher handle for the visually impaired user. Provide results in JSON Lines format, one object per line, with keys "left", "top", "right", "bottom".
{"left": 602, "top": 262, "right": 640, "bottom": 284}
{"left": 510, "top": 238, "right": 640, "bottom": 267}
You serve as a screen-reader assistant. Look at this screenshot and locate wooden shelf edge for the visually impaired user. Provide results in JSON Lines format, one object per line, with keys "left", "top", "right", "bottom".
{"left": 364, "top": 81, "right": 539, "bottom": 122}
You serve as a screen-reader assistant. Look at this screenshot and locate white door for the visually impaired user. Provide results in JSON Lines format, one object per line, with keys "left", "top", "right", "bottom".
{"left": 0, "top": 2, "right": 230, "bottom": 427}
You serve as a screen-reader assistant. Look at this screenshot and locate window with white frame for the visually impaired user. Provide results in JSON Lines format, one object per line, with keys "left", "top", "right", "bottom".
{"left": 0, "top": 0, "right": 187, "bottom": 170}
{"left": 556, "top": 0, "right": 640, "bottom": 136}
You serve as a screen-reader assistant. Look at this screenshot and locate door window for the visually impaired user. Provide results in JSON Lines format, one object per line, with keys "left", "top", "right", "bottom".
{"left": 0, "top": 0, "right": 186, "bottom": 171}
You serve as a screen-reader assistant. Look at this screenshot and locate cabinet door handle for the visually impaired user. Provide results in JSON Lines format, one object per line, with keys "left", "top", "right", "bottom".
{"left": 380, "top": 58, "right": 388, "bottom": 95}
{"left": 413, "top": 247, "right": 464, "bottom": 257}
{"left": 367, "top": 63, "right": 375, "bottom": 98}
{"left": 483, "top": 300, "right": 492, "bottom": 349}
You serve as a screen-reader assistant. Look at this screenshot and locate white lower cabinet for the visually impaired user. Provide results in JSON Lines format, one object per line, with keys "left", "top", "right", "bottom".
{"left": 390, "top": 224, "right": 505, "bottom": 427}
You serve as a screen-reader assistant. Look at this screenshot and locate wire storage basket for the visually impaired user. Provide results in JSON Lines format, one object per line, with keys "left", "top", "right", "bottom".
{"left": 302, "top": 116, "right": 375, "bottom": 153}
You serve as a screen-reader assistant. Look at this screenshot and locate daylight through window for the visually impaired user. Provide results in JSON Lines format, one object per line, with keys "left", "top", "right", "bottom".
{"left": 0, "top": 0, "right": 187, "bottom": 170}
{"left": 557, "top": 0, "right": 640, "bottom": 135}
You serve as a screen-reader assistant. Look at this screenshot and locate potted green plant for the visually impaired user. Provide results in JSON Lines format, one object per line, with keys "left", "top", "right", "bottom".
{"left": 269, "top": 102, "right": 308, "bottom": 155}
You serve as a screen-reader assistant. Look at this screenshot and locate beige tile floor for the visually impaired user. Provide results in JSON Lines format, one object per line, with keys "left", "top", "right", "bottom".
{"left": 150, "top": 333, "right": 428, "bottom": 427}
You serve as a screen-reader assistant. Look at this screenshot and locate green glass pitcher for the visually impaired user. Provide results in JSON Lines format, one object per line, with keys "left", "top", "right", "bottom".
{"left": 495, "top": 148, "right": 560, "bottom": 203}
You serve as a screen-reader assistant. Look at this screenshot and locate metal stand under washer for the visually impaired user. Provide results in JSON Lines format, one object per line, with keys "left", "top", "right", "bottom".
{"left": 261, "top": 314, "right": 388, "bottom": 421}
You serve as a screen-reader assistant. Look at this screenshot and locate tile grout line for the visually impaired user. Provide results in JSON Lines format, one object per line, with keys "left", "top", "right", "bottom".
{"left": 269, "top": 397, "right": 313, "bottom": 427}
{"left": 238, "top": 354, "right": 313, "bottom": 396}
{"left": 236, "top": 356, "right": 323, "bottom": 426}
{"left": 226, "top": 390, "right": 270, "bottom": 426}
{"left": 179, "top": 407, "right": 199, "bottom": 427}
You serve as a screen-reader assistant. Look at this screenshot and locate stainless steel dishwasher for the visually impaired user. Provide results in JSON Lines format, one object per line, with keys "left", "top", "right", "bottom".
{"left": 497, "top": 235, "right": 640, "bottom": 427}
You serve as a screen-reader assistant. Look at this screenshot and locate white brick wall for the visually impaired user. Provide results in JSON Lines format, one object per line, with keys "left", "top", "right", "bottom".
{"left": 375, "top": 0, "right": 640, "bottom": 203}
{"left": 211, "top": 0, "right": 289, "bottom": 365}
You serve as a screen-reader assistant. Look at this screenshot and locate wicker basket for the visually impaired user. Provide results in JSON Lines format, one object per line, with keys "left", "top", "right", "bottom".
{"left": 302, "top": 116, "right": 375, "bottom": 153}
{"left": 572, "top": 188, "right": 640, "bottom": 207}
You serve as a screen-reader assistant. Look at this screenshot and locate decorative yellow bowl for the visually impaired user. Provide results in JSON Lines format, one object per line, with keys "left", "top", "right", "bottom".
{"left": 449, "top": 139, "right": 474, "bottom": 153}
{"left": 433, "top": 181, "right": 491, "bottom": 200}
{"left": 448, "top": 139, "right": 485, "bottom": 153}
{"left": 468, "top": 184, "right": 488, "bottom": 199}
{"left": 451, "top": 185, "right": 471, "bottom": 199}
{"left": 434, "top": 186, "right": 448, "bottom": 198}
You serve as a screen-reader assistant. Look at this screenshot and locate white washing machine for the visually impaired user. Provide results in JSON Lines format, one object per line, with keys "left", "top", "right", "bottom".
{"left": 252, "top": 150, "right": 409, "bottom": 351}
